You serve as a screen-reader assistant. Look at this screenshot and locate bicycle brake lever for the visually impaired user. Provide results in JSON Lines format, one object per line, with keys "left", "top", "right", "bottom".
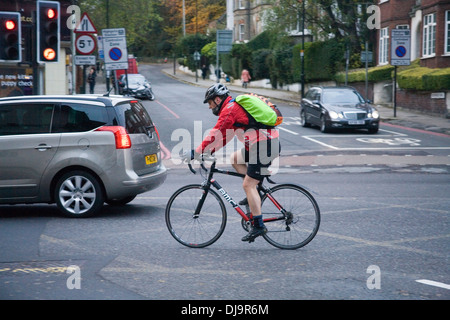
{"left": 266, "top": 176, "right": 277, "bottom": 184}
{"left": 188, "top": 163, "right": 197, "bottom": 174}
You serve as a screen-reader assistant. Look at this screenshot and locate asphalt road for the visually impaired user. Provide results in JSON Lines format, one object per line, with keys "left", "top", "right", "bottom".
{"left": 0, "top": 64, "right": 449, "bottom": 304}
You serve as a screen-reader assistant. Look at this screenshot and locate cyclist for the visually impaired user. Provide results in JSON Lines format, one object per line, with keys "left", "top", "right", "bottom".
{"left": 186, "top": 83, "right": 281, "bottom": 242}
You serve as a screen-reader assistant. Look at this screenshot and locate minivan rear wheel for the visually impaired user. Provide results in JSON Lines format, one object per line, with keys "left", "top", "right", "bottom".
{"left": 55, "top": 170, "right": 104, "bottom": 218}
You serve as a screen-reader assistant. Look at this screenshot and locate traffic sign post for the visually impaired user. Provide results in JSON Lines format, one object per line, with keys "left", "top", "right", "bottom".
{"left": 215, "top": 30, "right": 233, "bottom": 82}
{"left": 74, "top": 55, "right": 96, "bottom": 66}
{"left": 391, "top": 29, "right": 411, "bottom": 66}
{"left": 75, "top": 34, "right": 96, "bottom": 55}
{"left": 102, "top": 28, "right": 128, "bottom": 71}
{"left": 102, "top": 28, "right": 128, "bottom": 93}
{"left": 74, "top": 13, "right": 98, "bottom": 34}
{"left": 71, "top": 12, "right": 98, "bottom": 94}
{"left": 391, "top": 29, "right": 411, "bottom": 117}
{"left": 194, "top": 51, "right": 200, "bottom": 82}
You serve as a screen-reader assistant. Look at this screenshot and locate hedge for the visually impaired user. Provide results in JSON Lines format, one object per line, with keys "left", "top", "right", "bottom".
{"left": 335, "top": 64, "right": 394, "bottom": 83}
{"left": 398, "top": 67, "right": 450, "bottom": 91}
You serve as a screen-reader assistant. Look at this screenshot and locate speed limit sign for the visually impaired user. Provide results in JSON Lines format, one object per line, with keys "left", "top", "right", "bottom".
{"left": 76, "top": 34, "right": 97, "bottom": 55}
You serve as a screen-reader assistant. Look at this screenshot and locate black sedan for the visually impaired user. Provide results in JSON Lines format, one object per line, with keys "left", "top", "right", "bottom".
{"left": 300, "top": 86, "right": 379, "bottom": 134}
{"left": 118, "top": 74, "right": 155, "bottom": 100}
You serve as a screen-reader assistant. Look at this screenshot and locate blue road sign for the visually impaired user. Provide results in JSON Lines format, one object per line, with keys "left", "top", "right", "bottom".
{"left": 109, "top": 47, "right": 122, "bottom": 61}
{"left": 395, "top": 46, "right": 406, "bottom": 58}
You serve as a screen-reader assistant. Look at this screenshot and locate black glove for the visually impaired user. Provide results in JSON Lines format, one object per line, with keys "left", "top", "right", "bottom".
{"left": 182, "top": 149, "right": 198, "bottom": 161}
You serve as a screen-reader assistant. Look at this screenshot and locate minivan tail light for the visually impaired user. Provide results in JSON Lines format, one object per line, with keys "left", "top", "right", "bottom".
{"left": 96, "top": 126, "right": 132, "bottom": 149}
{"left": 154, "top": 125, "right": 160, "bottom": 141}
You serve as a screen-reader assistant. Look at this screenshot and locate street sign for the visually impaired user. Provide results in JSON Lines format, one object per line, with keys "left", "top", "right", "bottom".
{"left": 217, "top": 30, "right": 233, "bottom": 53}
{"left": 74, "top": 13, "right": 97, "bottom": 34}
{"left": 75, "top": 34, "right": 96, "bottom": 55}
{"left": 74, "top": 55, "right": 96, "bottom": 65}
{"left": 391, "top": 29, "right": 411, "bottom": 66}
{"left": 360, "top": 51, "right": 373, "bottom": 63}
{"left": 97, "top": 35, "right": 104, "bottom": 60}
{"left": 102, "top": 28, "right": 128, "bottom": 70}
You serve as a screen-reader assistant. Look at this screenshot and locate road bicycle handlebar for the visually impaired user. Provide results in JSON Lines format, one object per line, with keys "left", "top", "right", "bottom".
{"left": 183, "top": 154, "right": 216, "bottom": 175}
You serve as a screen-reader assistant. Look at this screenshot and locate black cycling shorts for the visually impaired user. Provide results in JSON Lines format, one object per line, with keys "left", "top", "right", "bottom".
{"left": 241, "top": 138, "right": 280, "bottom": 181}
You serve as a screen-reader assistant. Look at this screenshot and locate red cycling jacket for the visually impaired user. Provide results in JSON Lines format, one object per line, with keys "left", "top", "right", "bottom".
{"left": 195, "top": 96, "right": 279, "bottom": 155}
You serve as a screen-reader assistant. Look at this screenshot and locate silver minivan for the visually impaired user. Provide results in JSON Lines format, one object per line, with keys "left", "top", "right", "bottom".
{"left": 0, "top": 95, "right": 167, "bottom": 217}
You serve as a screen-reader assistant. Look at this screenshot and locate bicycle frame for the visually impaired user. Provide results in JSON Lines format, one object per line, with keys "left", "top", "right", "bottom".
{"left": 191, "top": 160, "right": 287, "bottom": 224}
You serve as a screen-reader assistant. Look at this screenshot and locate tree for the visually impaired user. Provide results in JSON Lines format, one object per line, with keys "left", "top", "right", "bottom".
{"left": 264, "top": 0, "right": 376, "bottom": 56}
{"left": 78, "top": 0, "right": 225, "bottom": 57}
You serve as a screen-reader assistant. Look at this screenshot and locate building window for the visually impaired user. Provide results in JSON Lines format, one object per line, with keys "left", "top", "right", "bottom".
{"left": 379, "top": 27, "right": 389, "bottom": 64}
{"left": 445, "top": 10, "right": 450, "bottom": 54}
{"left": 238, "top": 0, "right": 245, "bottom": 9}
{"left": 396, "top": 25, "right": 409, "bottom": 29}
{"left": 239, "top": 24, "right": 245, "bottom": 41}
{"left": 423, "top": 13, "right": 436, "bottom": 57}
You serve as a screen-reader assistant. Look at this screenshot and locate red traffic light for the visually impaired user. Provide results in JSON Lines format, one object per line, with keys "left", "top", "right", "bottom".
{"left": 47, "top": 8, "right": 56, "bottom": 19}
{"left": 5, "top": 19, "right": 15, "bottom": 30}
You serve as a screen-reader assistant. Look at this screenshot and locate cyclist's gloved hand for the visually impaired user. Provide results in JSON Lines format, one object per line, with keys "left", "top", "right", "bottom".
{"left": 182, "top": 149, "right": 199, "bottom": 161}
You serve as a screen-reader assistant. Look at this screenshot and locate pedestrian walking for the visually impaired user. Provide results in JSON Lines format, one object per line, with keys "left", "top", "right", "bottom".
{"left": 87, "top": 66, "right": 96, "bottom": 94}
{"left": 241, "top": 69, "right": 251, "bottom": 89}
{"left": 201, "top": 64, "right": 208, "bottom": 80}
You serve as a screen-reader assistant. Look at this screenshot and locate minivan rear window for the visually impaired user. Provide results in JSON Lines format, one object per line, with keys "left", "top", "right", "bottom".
{"left": 115, "top": 101, "right": 153, "bottom": 134}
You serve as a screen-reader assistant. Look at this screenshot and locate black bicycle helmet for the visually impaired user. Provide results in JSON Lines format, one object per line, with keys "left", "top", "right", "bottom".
{"left": 203, "top": 83, "right": 229, "bottom": 103}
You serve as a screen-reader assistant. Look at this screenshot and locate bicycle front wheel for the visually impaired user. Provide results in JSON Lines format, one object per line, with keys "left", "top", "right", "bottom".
{"left": 261, "top": 184, "right": 320, "bottom": 250}
{"left": 165, "top": 184, "right": 227, "bottom": 248}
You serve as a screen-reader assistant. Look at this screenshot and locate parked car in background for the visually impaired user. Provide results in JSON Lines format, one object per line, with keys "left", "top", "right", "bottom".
{"left": 118, "top": 73, "right": 155, "bottom": 101}
{"left": 0, "top": 95, "right": 167, "bottom": 217}
{"left": 300, "top": 86, "right": 380, "bottom": 134}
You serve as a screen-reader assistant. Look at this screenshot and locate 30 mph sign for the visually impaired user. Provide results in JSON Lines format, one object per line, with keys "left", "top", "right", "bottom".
{"left": 76, "top": 34, "right": 96, "bottom": 55}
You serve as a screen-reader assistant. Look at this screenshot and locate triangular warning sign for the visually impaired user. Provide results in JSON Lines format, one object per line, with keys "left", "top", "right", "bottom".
{"left": 74, "top": 13, "right": 98, "bottom": 33}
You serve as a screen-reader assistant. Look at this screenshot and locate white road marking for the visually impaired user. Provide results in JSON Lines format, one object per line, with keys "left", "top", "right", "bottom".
{"left": 278, "top": 126, "right": 299, "bottom": 135}
{"left": 415, "top": 279, "right": 450, "bottom": 290}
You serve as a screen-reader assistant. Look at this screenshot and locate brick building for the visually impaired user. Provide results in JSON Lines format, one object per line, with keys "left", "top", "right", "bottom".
{"left": 376, "top": 0, "right": 450, "bottom": 117}
{"left": 377, "top": 0, "right": 450, "bottom": 68}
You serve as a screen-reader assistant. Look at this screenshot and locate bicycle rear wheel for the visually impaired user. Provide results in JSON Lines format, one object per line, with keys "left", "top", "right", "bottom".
{"left": 261, "top": 184, "right": 320, "bottom": 249}
{"left": 165, "top": 184, "right": 227, "bottom": 248}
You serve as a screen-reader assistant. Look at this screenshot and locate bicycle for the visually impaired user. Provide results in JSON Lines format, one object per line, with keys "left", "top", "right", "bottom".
{"left": 165, "top": 156, "right": 320, "bottom": 250}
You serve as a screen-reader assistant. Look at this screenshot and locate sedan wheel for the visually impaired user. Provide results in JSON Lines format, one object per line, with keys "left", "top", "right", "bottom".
{"left": 320, "top": 116, "right": 330, "bottom": 133}
{"left": 300, "top": 110, "right": 310, "bottom": 127}
{"left": 55, "top": 171, "right": 104, "bottom": 218}
{"left": 146, "top": 89, "right": 155, "bottom": 101}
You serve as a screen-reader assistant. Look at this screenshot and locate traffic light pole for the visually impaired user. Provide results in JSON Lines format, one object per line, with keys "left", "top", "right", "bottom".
{"left": 71, "top": 22, "right": 76, "bottom": 94}
{"left": 32, "top": 10, "right": 40, "bottom": 95}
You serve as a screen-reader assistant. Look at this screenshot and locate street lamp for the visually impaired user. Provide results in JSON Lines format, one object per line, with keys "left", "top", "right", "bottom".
{"left": 299, "top": 0, "right": 305, "bottom": 98}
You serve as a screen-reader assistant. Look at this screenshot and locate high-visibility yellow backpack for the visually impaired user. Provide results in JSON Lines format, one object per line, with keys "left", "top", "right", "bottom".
{"left": 234, "top": 93, "right": 283, "bottom": 128}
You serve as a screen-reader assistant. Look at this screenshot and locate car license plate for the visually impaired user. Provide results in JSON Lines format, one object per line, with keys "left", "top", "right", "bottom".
{"left": 348, "top": 120, "right": 365, "bottom": 125}
{"left": 145, "top": 154, "right": 158, "bottom": 165}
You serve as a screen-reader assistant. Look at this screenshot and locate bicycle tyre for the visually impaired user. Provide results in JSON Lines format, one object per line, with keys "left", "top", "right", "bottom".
{"left": 165, "top": 184, "right": 227, "bottom": 248}
{"left": 261, "top": 184, "right": 320, "bottom": 250}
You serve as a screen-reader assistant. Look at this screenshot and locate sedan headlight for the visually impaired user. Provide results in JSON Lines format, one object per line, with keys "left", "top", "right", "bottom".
{"left": 329, "top": 111, "right": 344, "bottom": 119}
{"left": 329, "top": 111, "right": 339, "bottom": 119}
{"left": 368, "top": 110, "right": 379, "bottom": 119}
